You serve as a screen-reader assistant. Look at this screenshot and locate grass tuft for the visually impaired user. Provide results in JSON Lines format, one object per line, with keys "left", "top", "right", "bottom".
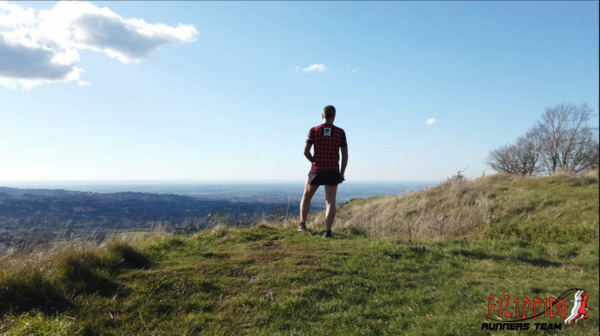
{"left": 0, "top": 311, "right": 75, "bottom": 336}
{"left": 54, "top": 250, "right": 118, "bottom": 296}
{"left": 0, "top": 269, "right": 70, "bottom": 315}
{"left": 107, "top": 241, "right": 152, "bottom": 269}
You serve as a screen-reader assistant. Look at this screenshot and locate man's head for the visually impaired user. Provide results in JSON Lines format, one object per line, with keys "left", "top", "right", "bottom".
{"left": 323, "top": 105, "right": 336, "bottom": 122}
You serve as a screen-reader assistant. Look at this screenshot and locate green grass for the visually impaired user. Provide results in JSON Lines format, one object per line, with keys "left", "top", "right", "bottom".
{"left": 1, "top": 173, "right": 598, "bottom": 335}
{"left": 1, "top": 225, "right": 598, "bottom": 335}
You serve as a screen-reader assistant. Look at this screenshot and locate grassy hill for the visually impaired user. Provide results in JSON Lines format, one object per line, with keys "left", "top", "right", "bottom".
{"left": 316, "top": 172, "right": 598, "bottom": 243}
{"left": 1, "top": 172, "right": 598, "bottom": 335}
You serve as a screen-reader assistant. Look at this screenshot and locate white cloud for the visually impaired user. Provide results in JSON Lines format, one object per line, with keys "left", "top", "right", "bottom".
{"left": 302, "top": 64, "right": 327, "bottom": 73}
{"left": 426, "top": 118, "right": 436, "bottom": 125}
{"left": 0, "top": 1, "right": 36, "bottom": 27}
{"left": 51, "top": 48, "right": 80, "bottom": 66}
{"left": 0, "top": 35, "right": 83, "bottom": 88}
{"left": 0, "top": 1, "right": 199, "bottom": 89}
{"left": 36, "top": 2, "right": 198, "bottom": 63}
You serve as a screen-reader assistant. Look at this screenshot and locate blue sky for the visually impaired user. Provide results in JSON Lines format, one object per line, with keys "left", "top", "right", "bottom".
{"left": 1, "top": 1, "right": 598, "bottom": 182}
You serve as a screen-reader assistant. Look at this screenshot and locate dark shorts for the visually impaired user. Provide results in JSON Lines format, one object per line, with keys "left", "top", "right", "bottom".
{"left": 308, "top": 170, "right": 343, "bottom": 186}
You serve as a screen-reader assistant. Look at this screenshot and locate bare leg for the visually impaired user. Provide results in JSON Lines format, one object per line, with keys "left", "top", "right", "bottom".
{"left": 300, "top": 179, "right": 319, "bottom": 223}
{"left": 324, "top": 184, "right": 338, "bottom": 230}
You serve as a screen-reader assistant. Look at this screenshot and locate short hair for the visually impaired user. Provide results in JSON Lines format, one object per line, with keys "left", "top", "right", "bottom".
{"left": 323, "top": 105, "right": 336, "bottom": 120}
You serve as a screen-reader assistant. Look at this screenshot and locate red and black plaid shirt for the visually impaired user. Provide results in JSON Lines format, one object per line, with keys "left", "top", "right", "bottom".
{"left": 306, "top": 123, "right": 348, "bottom": 172}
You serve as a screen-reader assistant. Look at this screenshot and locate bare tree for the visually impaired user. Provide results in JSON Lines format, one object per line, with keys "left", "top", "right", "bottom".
{"left": 486, "top": 132, "right": 540, "bottom": 175}
{"left": 487, "top": 144, "right": 515, "bottom": 174}
{"left": 585, "top": 139, "right": 600, "bottom": 170}
{"left": 531, "top": 103, "right": 599, "bottom": 174}
{"left": 487, "top": 103, "right": 599, "bottom": 176}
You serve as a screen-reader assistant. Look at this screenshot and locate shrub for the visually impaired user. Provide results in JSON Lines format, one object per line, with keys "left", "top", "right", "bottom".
{"left": 0, "top": 269, "right": 69, "bottom": 315}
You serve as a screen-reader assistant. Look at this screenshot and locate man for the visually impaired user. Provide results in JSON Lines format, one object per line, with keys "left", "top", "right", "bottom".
{"left": 298, "top": 105, "right": 348, "bottom": 238}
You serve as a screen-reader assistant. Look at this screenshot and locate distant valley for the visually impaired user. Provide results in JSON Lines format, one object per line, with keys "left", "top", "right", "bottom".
{"left": 0, "top": 186, "right": 300, "bottom": 248}
{"left": 0, "top": 181, "right": 426, "bottom": 248}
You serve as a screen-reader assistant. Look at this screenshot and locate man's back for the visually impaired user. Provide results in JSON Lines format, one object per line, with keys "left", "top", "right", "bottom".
{"left": 307, "top": 123, "right": 347, "bottom": 173}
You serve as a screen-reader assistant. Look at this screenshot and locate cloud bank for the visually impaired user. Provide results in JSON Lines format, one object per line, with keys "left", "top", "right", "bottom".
{"left": 0, "top": 1, "right": 198, "bottom": 89}
{"left": 426, "top": 118, "right": 436, "bottom": 125}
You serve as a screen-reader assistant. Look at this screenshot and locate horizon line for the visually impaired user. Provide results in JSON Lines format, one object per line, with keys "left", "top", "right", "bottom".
{"left": 0, "top": 179, "right": 441, "bottom": 185}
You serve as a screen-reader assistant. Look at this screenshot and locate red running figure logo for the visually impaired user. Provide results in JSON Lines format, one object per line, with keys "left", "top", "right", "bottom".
{"left": 565, "top": 290, "right": 591, "bottom": 324}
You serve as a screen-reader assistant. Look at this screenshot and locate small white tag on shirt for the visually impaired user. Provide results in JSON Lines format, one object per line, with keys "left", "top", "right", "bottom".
{"left": 324, "top": 127, "right": 332, "bottom": 136}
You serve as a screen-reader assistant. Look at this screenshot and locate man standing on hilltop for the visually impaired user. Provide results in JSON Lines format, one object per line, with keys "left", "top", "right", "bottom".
{"left": 298, "top": 105, "right": 348, "bottom": 238}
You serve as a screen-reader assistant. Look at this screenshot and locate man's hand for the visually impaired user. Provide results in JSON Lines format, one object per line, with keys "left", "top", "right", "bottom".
{"left": 340, "top": 146, "right": 348, "bottom": 183}
{"left": 304, "top": 143, "right": 314, "bottom": 163}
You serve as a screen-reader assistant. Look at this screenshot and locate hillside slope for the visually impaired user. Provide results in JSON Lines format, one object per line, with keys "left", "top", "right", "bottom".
{"left": 1, "top": 173, "right": 598, "bottom": 335}
{"left": 310, "top": 172, "right": 599, "bottom": 243}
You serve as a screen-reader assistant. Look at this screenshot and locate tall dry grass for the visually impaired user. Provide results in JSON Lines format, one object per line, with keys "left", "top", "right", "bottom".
{"left": 305, "top": 171, "right": 598, "bottom": 240}
{"left": 582, "top": 167, "right": 599, "bottom": 184}
{"left": 0, "top": 235, "right": 155, "bottom": 316}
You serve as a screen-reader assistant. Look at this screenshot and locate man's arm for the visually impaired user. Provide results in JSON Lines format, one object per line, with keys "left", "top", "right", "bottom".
{"left": 340, "top": 146, "right": 348, "bottom": 180}
{"left": 304, "top": 143, "right": 314, "bottom": 163}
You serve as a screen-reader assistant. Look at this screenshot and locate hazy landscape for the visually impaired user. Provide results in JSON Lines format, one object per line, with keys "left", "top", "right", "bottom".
{"left": 0, "top": 181, "right": 431, "bottom": 249}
